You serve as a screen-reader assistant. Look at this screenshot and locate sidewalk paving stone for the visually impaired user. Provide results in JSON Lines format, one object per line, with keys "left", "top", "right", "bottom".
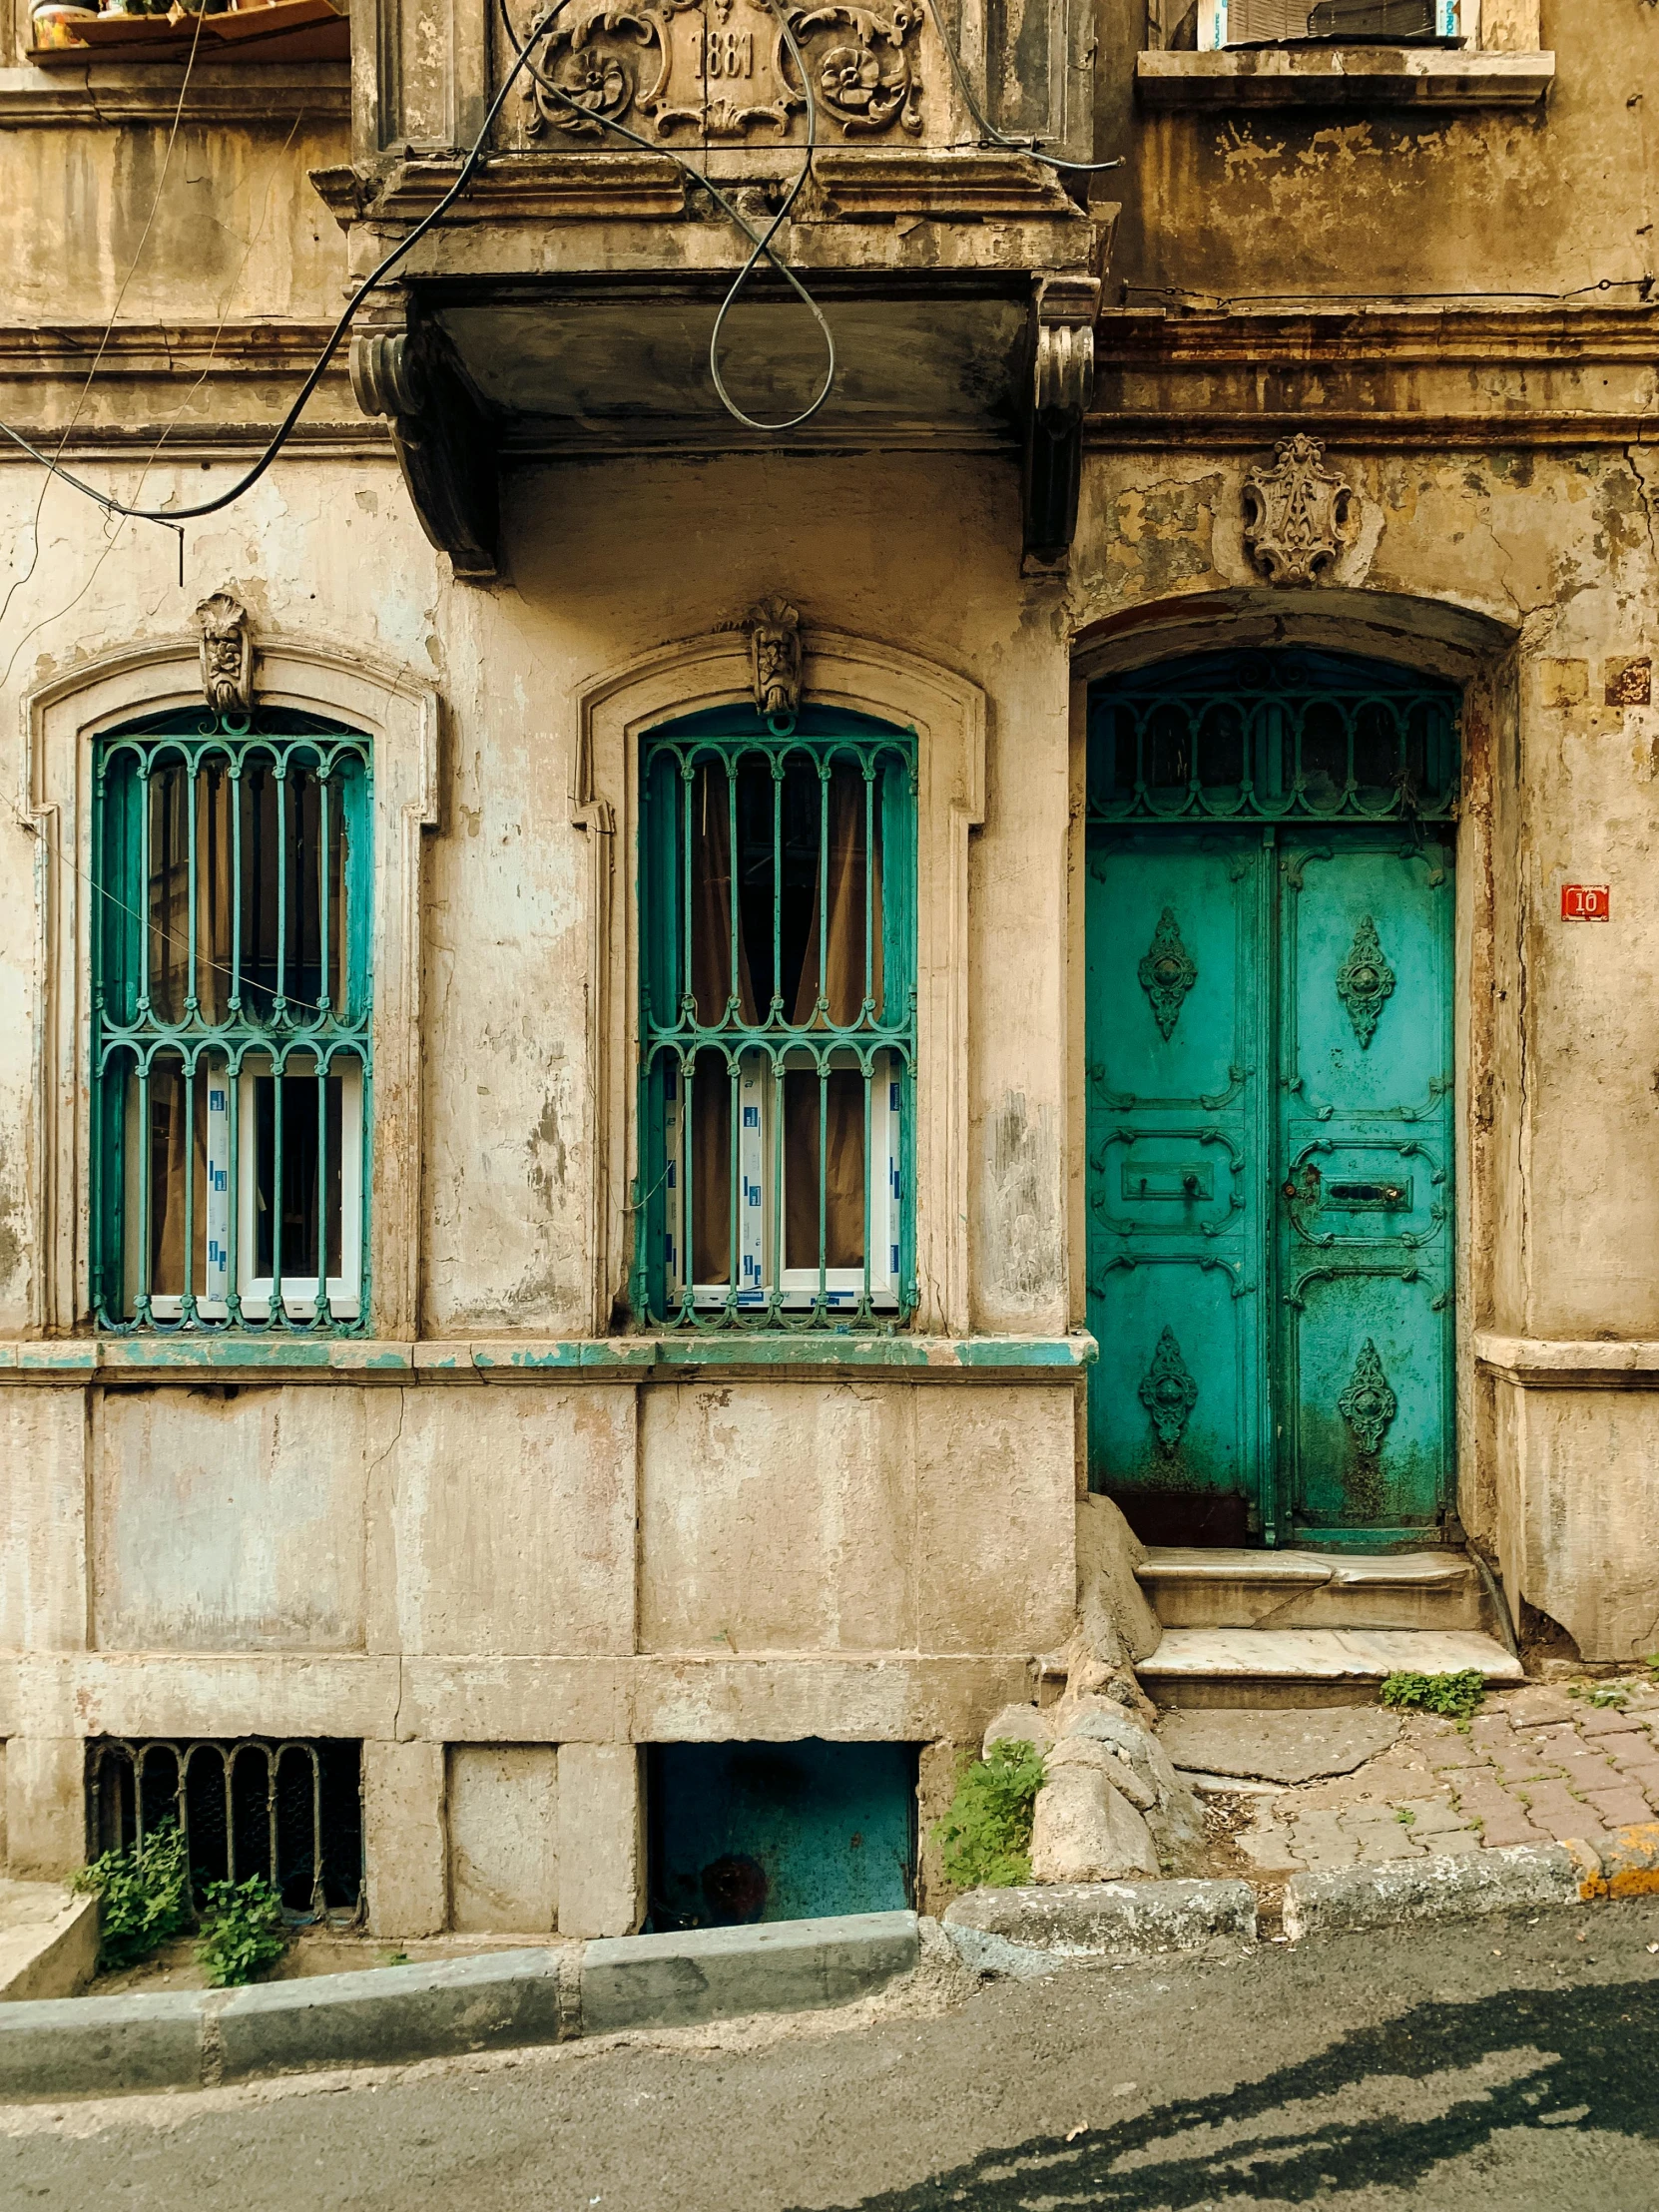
{"left": 1189, "top": 1674, "right": 1659, "bottom": 1884}
{"left": 1335, "top": 1821, "right": 1420, "bottom": 1860}
{"left": 1392, "top": 1796, "right": 1467, "bottom": 1835}
{"left": 1573, "top": 1704, "right": 1652, "bottom": 1738}
{"left": 1582, "top": 1787, "right": 1655, "bottom": 1826}
{"left": 1592, "top": 1732, "right": 1656, "bottom": 1766}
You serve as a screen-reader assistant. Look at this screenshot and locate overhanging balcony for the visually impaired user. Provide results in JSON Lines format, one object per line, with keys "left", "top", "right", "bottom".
{"left": 310, "top": 0, "right": 1112, "bottom": 577}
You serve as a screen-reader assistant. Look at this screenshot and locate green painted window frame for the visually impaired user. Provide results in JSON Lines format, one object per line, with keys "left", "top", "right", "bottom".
{"left": 633, "top": 706, "right": 918, "bottom": 1332}
{"left": 90, "top": 709, "right": 373, "bottom": 1335}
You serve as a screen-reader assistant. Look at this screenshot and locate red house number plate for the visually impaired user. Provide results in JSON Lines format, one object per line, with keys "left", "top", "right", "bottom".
{"left": 1561, "top": 883, "right": 1610, "bottom": 920}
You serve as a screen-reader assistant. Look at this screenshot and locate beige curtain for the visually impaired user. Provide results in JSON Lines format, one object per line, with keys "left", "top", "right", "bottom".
{"left": 689, "top": 764, "right": 754, "bottom": 1284}
{"left": 785, "top": 766, "right": 882, "bottom": 1274}
{"left": 147, "top": 1055, "right": 207, "bottom": 1299}
{"left": 196, "top": 761, "right": 234, "bottom": 1025}
{"left": 791, "top": 765, "right": 882, "bottom": 1029}
{"left": 148, "top": 767, "right": 190, "bottom": 1025}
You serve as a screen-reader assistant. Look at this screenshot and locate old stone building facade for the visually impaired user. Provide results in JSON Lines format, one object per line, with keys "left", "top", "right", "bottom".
{"left": 1, "top": 0, "right": 1653, "bottom": 1934}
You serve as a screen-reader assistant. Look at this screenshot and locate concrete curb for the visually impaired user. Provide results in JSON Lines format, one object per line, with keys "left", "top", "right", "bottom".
{"left": 1282, "top": 1844, "right": 1583, "bottom": 1939}
{"left": 942, "top": 1880, "right": 1257, "bottom": 1978}
{"left": 0, "top": 1911, "right": 919, "bottom": 2104}
{"left": 1281, "top": 1829, "right": 1659, "bottom": 1938}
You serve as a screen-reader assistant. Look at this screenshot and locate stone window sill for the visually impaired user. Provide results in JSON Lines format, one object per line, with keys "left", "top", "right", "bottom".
{"left": 1135, "top": 47, "right": 1553, "bottom": 108}
{"left": 0, "top": 1333, "right": 1098, "bottom": 1384}
{"left": 1475, "top": 1334, "right": 1659, "bottom": 1387}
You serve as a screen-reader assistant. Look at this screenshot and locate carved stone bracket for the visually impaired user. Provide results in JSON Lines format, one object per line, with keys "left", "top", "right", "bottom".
{"left": 197, "top": 591, "right": 253, "bottom": 715}
{"left": 1243, "top": 433, "right": 1354, "bottom": 586}
{"left": 1022, "top": 272, "right": 1099, "bottom": 572}
{"left": 522, "top": 0, "right": 923, "bottom": 145}
{"left": 350, "top": 324, "right": 499, "bottom": 585}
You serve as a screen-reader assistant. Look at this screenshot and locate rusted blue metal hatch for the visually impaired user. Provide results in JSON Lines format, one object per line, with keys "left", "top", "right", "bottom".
{"left": 646, "top": 1741, "right": 917, "bottom": 1930}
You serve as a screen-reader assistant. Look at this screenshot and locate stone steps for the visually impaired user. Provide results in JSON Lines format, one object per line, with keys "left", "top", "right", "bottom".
{"left": 1135, "top": 1545, "right": 1489, "bottom": 1634}
{"left": 1138, "top": 1625, "right": 1523, "bottom": 1710}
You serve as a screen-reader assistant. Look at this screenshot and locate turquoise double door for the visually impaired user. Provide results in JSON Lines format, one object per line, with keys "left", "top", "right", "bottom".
{"left": 1085, "top": 824, "right": 1454, "bottom": 1547}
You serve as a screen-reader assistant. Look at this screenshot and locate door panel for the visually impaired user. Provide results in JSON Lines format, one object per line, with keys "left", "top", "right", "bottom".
{"left": 1085, "top": 830, "right": 1269, "bottom": 1543}
{"left": 1085, "top": 826, "right": 1454, "bottom": 1544}
{"left": 1277, "top": 835, "right": 1454, "bottom": 1539}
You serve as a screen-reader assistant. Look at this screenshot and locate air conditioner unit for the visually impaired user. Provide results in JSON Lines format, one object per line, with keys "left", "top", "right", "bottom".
{"left": 1212, "top": 0, "right": 1450, "bottom": 40}
{"left": 1307, "top": 0, "right": 1438, "bottom": 33}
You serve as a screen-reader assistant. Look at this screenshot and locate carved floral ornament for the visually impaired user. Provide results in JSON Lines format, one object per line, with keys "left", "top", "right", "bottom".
{"left": 521, "top": 0, "right": 924, "bottom": 143}
{"left": 1242, "top": 433, "right": 1355, "bottom": 587}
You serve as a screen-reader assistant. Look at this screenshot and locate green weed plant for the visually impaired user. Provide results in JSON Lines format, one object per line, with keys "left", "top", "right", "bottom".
{"left": 70, "top": 1822, "right": 194, "bottom": 1972}
{"left": 195, "top": 1875, "right": 289, "bottom": 1986}
{"left": 1379, "top": 1669, "right": 1487, "bottom": 1721}
{"left": 931, "top": 1738, "right": 1046, "bottom": 1890}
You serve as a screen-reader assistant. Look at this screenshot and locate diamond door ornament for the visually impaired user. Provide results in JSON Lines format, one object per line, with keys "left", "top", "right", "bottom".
{"left": 1338, "top": 1339, "right": 1397, "bottom": 1456}
{"left": 1138, "top": 907, "right": 1197, "bottom": 1040}
{"left": 1336, "top": 914, "right": 1395, "bottom": 1048}
{"left": 1139, "top": 1326, "right": 1199, "bottom": 1452}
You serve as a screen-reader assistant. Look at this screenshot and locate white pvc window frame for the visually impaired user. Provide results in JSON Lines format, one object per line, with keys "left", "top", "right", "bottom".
{"left": 663, "top": 1046, "right": 903, "bottom": 1314}
{"left": 127, "top": 1054, "right": 364, "bottom": 1324}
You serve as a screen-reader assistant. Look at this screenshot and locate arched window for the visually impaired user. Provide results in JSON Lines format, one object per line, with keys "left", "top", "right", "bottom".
{"left": 634, "top": 705, "right": 917, "bottom": 1328}
{"left": 91, "top": 707, "right": 373, "bottom": 1333}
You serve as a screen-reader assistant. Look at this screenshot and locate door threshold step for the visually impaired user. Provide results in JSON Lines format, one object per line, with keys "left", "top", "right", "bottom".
{"left": 1135, "top": 1548, "right": 1487, "bottom": 1633}
{"left": 1137, "top": 1548, "right": 1474, "bottom": 1590}
{"left": 1139, "top": 1627, "right": 1521, "bottom": 1710}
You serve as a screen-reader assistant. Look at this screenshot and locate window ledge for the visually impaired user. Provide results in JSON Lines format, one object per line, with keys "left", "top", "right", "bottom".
{"left": 0, "top": 58, "right": 347, "bottom": 127}
{"left": 0, "top": 1333, "right": 1097, "bottom": 1383}
{"left": 1135, "top": 47, "right": 1553, "bottom": 108}
{"left": 1475, "top": 1333, "right": 1659, "bottom": 1388}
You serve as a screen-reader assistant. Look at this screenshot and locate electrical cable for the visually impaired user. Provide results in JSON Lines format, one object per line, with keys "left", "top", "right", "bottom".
{"left": 922, "top": 0, "right": 1121, "bottom": 174}
{"left": 0, "top": 0, "right": 1129, "bottom": 516}
{"left": 0, "top": 3, "right": 568, "bottom": 529}
{"left": 0, "top": 0, "right": 208, "bottom": 617}
{"left": 499, "top": 0, "right": 834, "bottom": 430}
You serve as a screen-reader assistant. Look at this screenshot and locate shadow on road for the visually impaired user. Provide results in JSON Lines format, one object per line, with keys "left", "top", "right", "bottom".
{"left": 813, "top": 1978, "right": 1658, "bottom": 2209}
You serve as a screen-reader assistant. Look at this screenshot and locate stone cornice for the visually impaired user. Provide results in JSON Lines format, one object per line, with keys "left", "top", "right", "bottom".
{"left": 1095, "top": 305, "right": 1659, "bottom": 366}
{"left": 0, "top": 59, "right": 347, "bottom": 127}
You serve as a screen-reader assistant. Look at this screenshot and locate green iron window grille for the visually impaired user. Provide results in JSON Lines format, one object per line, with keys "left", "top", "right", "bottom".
{"left": 91, "top": 709, "right": 372, "bottom": 1334}
{"left": 1087, "top": 649, "right": 1460, "bottom": 825}
{"left": 634, "top": 706, "right": 917, "bottom": 1330}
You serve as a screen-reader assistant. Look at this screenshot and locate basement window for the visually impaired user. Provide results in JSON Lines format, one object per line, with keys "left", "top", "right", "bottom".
{"left": 634, "top": 707, "right": 917, "bottom": 1331}
{"left": 91, "top": 710, "right": 372, "bottom": 1334}
{"left": 646, "top": 1741, "right": 917, "bottom": 1930}
{"left": 86, "top": 1738, "right": 364, "bottom": 1920}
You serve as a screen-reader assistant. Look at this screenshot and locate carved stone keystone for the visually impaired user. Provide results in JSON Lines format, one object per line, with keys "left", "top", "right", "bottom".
{"left": 745, "top": 596, "right": 803, "bottom": 722}
{"left": 197, "top": 592, "right": 253, "bottom": 715}
{"left": 1243, "top": 433, "right": 1354, "bottom": 586}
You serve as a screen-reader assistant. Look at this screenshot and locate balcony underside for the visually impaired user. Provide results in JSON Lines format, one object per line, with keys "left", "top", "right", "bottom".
{"left": 428, "top": 274, "right": 1032, "bottom": 451}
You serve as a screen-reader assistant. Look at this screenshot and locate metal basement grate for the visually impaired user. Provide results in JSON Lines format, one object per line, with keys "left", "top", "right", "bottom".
{"left": 86, "top": 1738, "right": 364, "bottom": 1919}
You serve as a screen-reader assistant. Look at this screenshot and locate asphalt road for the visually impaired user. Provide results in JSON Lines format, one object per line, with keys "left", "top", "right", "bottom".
{"left": 5, "top": 1899, "right": 1659, "bottom": 2212}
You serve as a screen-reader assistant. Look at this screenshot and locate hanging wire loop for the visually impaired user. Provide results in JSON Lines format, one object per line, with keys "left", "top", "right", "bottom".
{"left": 501, "top": 0, "right": 836, "bottom": 432}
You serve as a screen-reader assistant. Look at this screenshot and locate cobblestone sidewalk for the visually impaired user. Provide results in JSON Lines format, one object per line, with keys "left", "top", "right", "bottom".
{"left": 1225, "top": 1679, "right": 1659, "bottom": 1874}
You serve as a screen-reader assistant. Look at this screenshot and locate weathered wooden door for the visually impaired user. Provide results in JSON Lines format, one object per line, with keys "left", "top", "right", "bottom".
{"left": 1083, "top": 652, "right": 1457, "bottom": 1547}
